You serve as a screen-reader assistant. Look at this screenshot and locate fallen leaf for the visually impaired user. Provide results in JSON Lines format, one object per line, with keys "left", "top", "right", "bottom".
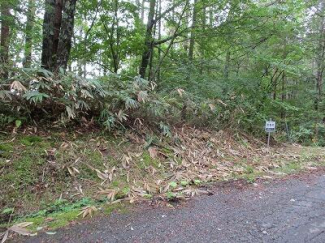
{"left": 78, "top": 206, "right": 98, "bottom": 218}
{"left": 148, "top": 147, "right": 158, "bottom": 159}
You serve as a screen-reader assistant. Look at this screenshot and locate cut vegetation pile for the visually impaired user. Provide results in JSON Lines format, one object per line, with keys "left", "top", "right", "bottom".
{"left": 1, "top": 126, "right": 325, "bottom": 236}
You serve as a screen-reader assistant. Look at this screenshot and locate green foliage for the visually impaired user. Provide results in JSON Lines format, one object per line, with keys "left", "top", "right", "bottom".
{"left": 2, "top": 208, "right": 14, "bottom": 215}
{"left": 0, "top": 68, "right": 222, "bottom": 133}
{"left": 166, "top": 191, "right": 176, "bottom": 200}
{"left": 20, "top": 135, "right": 43, "bottom": 146}
{"left": 169, "top": 181, "right": 177, "bottom": 189}
{"left": 181, "top": 180, "right": 189, "bottom": 186}
{"left": 193, "top": 179, "right": 201, "bottom": 185}
{"left": 1, "top": 0, "right": 324, "bottom": 144}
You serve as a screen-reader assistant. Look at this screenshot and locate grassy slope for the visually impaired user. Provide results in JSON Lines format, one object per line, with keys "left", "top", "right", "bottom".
{"left": 1, "top": 127, "right": 325, "bottom": 232}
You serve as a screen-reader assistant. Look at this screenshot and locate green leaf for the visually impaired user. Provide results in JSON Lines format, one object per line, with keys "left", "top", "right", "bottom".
{"left": 169, "top": 181, "right": 177, "bottom": 189}
{"left": 15, "top": 120, "right": 22, "bottom": 128}
{"left": 2, "top": 208, "right": 14, "bottom": 214}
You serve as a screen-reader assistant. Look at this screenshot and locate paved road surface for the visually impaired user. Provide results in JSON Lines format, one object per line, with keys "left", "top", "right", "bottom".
{"left": 18, "top": 172, "right": 325, "bottom": 243}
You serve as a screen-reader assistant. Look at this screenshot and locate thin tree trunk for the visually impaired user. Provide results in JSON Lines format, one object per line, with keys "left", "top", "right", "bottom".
{"left": 23, "top": 0, "right": 36, "bottom": 68}
{"left": 209, "top": 6, "right": 213, "bottom": 26}
{"left": 157, "top": 0, "right": 162, "bottom": 82}
{"left": 315, "top": 10, "right": 325, "bottom": 111}
{"left": 272, "top": 69, "right": 284, "bottom": 100}
{"left": 224, "top": 50, "right": 230, "bottom": 80}
{"left": 153, "top": 1, "right": 188, "bottom": 78}
{"left": 77, "top": 28, "right": 83, "bottom": 75}
{"left": 314, "top": 2, "right": 325, "bottom": 142}
{"left": 183, "top": 0, "right": 190, "bottom": 53}
{"left": 112, "top": 0, "right": 120, "bottom": 73}
{"left": 199, "top": 1, "right": 206, "bottom": 74}
{"left": 281, "top": 36, "right": 288, "bottom": 119}
{"left": 139, "top": 0, "right": 156, "bottom": 78}
{"left": 148, "top": 0, "right": 159, "bottom": 81}
{"left": 188, "top": 0, "right": 197, "bottom": 60}
{"left": 0, "top": 1, "right": 10, "bottom": 78}
{"left": 281, "top": 71, "right": 286, "bottom": 119}
{"left": 103, "top": 0, "right": 120, "bottom": 74}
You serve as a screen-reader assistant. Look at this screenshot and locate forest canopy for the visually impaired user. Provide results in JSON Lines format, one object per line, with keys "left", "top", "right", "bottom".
{"left": 0, "top": 0, "right": 324, "bottom": 144}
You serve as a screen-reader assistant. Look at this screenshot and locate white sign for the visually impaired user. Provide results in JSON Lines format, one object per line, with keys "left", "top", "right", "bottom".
{"left": 265, "top": 121, "right": 276, "bottom": 132}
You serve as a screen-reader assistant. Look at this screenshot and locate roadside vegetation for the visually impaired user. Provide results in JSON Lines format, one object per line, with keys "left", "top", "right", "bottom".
{"left": 1, "top": 0, "right": 325, "bottom": 241}
{"left": 1, "top": 126, "right": 325, "bottom": 238}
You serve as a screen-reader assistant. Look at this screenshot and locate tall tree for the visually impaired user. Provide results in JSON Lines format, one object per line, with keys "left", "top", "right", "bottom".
{"left": 0, "top": 1, "right": 11, "bottom": 78}
{"left": 23, "top": 0, "right": 36, "bottom": 68}
{"left": 188, "top": 0, "right": 197, "bottom": 60}
{"left": 56, "top": 0, "right": 77, "bottom": 71}
{"left": 41, "top": 0, "right": 63, "bottom": 71}
{"left": 314, "top": 2, "right": 325, "bottom": 111}
{"left": 41, "top": 0, "right": 77, "bottom": 72}
{"left": 139, "top": 0, "right": 184, "bottom": 79}
{"left": 139, "top": 0, "right": 156, "bottom": 78}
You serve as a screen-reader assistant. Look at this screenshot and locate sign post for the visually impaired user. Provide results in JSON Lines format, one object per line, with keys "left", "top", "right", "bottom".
{"left": 265, "top": 120, "right": 276, "bottom": 147}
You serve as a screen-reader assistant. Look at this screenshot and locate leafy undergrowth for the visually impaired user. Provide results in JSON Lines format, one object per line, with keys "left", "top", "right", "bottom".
{"left": 1, "top": 126, "right": 325, "bottom": 239}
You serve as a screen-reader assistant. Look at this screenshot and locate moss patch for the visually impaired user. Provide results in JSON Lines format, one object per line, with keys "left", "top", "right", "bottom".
{"left": 140, "top": 151, "right": 160, "bottom": 169}
{"left": 20, "top": 135, "right": 43, "bottom": 146}
{"left": 46, "top": 210, "right": 80, "bottom": 230}
{"left": 0, "top": 143, "right": 13, "bottom": 158}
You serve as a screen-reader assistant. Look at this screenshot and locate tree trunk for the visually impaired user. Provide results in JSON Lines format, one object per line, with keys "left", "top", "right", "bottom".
{"left": 0, "top": 1, "right": 10, "bottom": 78}
{"left": 281, "top": 71, "right": 286, "bottom": 119}
{"left": 224, "top": 50, "right": 230, "bottom": 80}
{"left": 110, "top": 0, "right": 120, "bottom": 73}
{"left": 56, "top": 0, "right": 77, "bottom": 72}
{"left": 41, "top": 0, "right": 63, "bottom": 71}
{"left": 315, "top": 6, "right": 325, "bottom": 111}
{"left": 148, "top": 0, "right": 159, "bottom": 81}
{"left": 23, "top": 0, "right": 36, "bottom": 68}
{"left": 314, "top": 2, "right": 325, "bottom": 142}
{"left": 41, "top": 0, "right": 76, "bottom": 72}
{"left": 157, "top": 0, "right": 162, "bottom": 82}
{"left": 199, "top": 0, "right": 206, "bottom": 74}
{"left": 77, "top": 28, "right": 83, "bottom": 75}
{"left": 209, "top": 6, "right": 214, "bottom": 26}
{"left": 139, "top": 0, "right": 156, "bottom": 78}
{"left": 188, "top": 0, "right": 197, "bottom": 60}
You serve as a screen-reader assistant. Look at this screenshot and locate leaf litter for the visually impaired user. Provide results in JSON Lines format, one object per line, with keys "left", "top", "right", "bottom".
{"left": 1, "top": 222, "right": 35, "bottom": 243}
{"left": 84, "top": 126, "right": 325, "bottom": 206}
{"left": 2, "top": 125, "right": 325, "bottom": 242}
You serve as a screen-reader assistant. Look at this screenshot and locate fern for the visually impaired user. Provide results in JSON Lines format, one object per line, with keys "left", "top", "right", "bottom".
{"left": 23, "top": 91, "right": 50, "bottom": 104}
{"left": 125, "top": 97, "right": 139, "bottom": 109}
{"left": 159, "top": 122, "right": 172, "bottom": 137}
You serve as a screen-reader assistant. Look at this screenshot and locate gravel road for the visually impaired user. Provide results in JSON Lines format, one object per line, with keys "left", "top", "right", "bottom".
{"left": 17, "top": 171, "right": 325, "bottom": 243}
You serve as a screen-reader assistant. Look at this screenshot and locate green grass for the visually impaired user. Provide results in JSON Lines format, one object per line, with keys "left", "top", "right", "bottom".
{"left": 0, "top": 142, "right": 13, "bottom": 158}
{"left": 20, "top": 135, "right": 43, "bottom": 146}
{"left": 103, "top": 202, "right": 129, "bottom": 215}
{"left": 140, "top": 151, "right": 160, "bottom": 168}
{"left": 0, "top": 132, "right": 132, "bottom": 226}
{"left": 274, "top": 161, "right": 302, "bottom": 174}
{"left": 46, "top": 210, "right": 80, "bottom": 230}
{"left": 20, "top": 200, "right": 130, "bottom": 231}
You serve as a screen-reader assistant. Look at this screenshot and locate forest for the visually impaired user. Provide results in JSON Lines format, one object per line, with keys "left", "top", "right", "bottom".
{"left": 1, "top": 0, "right": 325, "bottom": 238}
{"left": 0, "top": 0, "right": 324, "bottom": 144}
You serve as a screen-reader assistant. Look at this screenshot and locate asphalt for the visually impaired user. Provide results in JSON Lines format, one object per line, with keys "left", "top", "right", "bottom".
{"left": 16, "top": 171, "right": 325, "bottom": 243}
